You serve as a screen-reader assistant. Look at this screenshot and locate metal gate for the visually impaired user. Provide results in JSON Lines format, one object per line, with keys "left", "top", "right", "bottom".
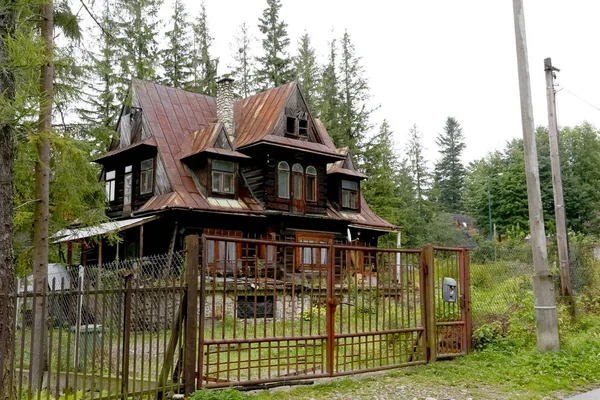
{"left": 196, "top": 235, "right": 471, "bottom": 389}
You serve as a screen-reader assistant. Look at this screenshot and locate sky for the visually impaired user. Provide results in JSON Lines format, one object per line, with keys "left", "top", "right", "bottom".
{"left": 157, "top": 0, "right": 600, "bottom": 166}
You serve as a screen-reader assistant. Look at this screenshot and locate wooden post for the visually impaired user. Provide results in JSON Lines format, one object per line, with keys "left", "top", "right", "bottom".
{"left": 326, "top": 243, "right": 336, "bottom": 376}
{"left": 184, "top": 235, "right": 199, "bottom": 395}
{"left": 121, "top": 275, "right": 133, "bottom": 398}
{"left": 512, "top": 0, "right": 559, "bottom": 352}
{"left": 197, "top": 235, "right": 207, "bottom": 389}
{"left": 422, "top": 245, "right": 436, "bottom": 362}
{"left": 139, "top": 225, "right": 144, "bottom": 258}
{"left": 544, "top": 57, "right": 575, "bottom": 317}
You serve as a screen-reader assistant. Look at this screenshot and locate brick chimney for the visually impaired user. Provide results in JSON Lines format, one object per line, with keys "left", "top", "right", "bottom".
{"left": 216, "top": 76, "right": 235, "bottom": 139}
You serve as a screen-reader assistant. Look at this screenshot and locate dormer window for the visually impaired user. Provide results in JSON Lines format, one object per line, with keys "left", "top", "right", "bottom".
{"left": 211, "top": 159, "right": 235, "bottom": 194}
{"left": 105, "top": 170, "right": 116, "bottom": 202}
{"left": 140, "top": 158, "right": 154, "bottom": 194}
{"left": 285, "top": 116, "right": 308, "bottom": 137}
{"left": 341, "top": 180, "right": 359, "bottom": 210}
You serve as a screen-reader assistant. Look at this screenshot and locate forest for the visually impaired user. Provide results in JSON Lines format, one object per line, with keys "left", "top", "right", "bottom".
{"left": 3, "top": 0, "right": 600, "bottom": 273}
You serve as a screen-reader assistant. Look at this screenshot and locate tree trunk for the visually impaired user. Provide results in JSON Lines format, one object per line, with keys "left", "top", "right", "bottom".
{"left": 0, "top": 2, "right": 17, "bottom": 399}
{"left": 31, "top": 0, "right": 53, "bottom": 390}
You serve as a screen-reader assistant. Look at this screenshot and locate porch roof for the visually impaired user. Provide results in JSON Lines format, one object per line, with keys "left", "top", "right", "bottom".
{"left": 52, "top": 215, "right": 158, "bottom": 243}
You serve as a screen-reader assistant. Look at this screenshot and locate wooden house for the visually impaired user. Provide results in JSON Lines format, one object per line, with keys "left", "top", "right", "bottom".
{"left": 57, "top": 78, "right": 398, "bottom": 270}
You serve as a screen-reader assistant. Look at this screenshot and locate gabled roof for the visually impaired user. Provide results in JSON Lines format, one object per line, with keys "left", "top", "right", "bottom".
{"left": 181, "top": 123, "right": 250, "bottom": 161}
{"left": 101, "top": 78, "right": 395, "bottom": 231}
{"left": 327, "top": 147, "right": 368, "bottom": 179}
{"left": 94, "top": 137, "right": 157, "bottom": 163}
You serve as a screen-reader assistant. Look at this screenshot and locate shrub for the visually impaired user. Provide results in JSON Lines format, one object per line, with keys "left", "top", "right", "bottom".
{"left": 472, "top": 321, "right": 504, "bottom": 350}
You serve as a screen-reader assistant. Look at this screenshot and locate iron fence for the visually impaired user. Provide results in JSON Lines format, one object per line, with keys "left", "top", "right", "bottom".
{"left": 4, "top": 238, "right": 472, "bottom": 398}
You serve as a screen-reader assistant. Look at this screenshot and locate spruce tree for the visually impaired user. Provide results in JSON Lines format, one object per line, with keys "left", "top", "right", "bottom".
{"left": 78, "top": 0, "right": 120, "bottom": 149}
{"left": 294, "top": 33, "right": 319, "bottom": 111}
{"left": 189, "top": 1, "right": 218, "bottom": 96}
{"left": 115, "top": 0, "right": 162, "bottom": 82}
{"left": 434, "top": 117, "right": 466, "bottom": 212}
{"left": 338, "top": 30, "right": 372, "bottom": 159}
{"left": 408, "top": 124, "right": 431, "bottom": 218}
{"left": 317, "top": 38, "right": 342, "bottom": 146}
{"left": 230, "top": 22, "right": 255, "bottom": 98}
{"left": 161, "top": 0, "right": 192, "bottom": 89}
{"left": 361, "top": 121, "right": 402, "bottom": 226}
{"left": 255, "top": 0, "right": 293, "bottom": 89}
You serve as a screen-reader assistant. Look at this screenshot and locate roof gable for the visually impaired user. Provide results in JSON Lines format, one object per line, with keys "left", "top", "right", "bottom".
{"left": 233, "top": 82, "right": 325, "bottom": 149}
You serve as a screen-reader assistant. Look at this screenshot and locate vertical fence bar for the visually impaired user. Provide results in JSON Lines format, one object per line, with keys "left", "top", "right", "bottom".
{"left": 326, "top": 244, "right": 335, "bottom": 376}
{"left": 184, "top": 235, "right": 199, "bottom": 395}
{"left": 121, "top": 275, "right": 133, "bottom": 399}
{"left": 197, "top": 235, "right": 207, "bottom": 389}
{"left": 422, "top": 246, "right": 436, "bottom": 363}
{"left": 462, "top": 249, "right": 472, "bottom": 352}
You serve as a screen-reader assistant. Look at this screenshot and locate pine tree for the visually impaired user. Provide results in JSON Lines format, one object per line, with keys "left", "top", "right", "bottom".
{"left": 255, "top": 0, "right": 293, "bottom": 90}
{"left": 115, "top": 0, "right": 162, "bottom": 82}
{"left": 161, "top": 0, "right": 192, "bottom": 89}
{"left": 434, "top": 117, "right": 466, "bottom": 212}
{"left": 294, "top": 33, "right": 319, "bottom": 111}
{"left": 230, "top": 22, "right": 255, "bottom": 98}
{"left": 338, "top": 30, "right": 372, "bottom": 160}
{"left": 189, "top": 1, "right": 218, "bottom": 95}
{"left": 408, "top": 124, "right": 430, "bottom": 218}
{"left": 317, "top": 38, "right": 342, "bottom": 146}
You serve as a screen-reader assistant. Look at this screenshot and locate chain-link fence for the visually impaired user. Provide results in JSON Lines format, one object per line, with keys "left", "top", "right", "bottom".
{"left": 469, "top": 241, "right": 600, "bottom": 331}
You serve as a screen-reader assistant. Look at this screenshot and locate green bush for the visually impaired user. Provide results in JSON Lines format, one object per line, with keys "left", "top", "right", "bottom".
{"left": 191, "top": 388, "right": 248, "bottom": 400}
{"left": 472, "top": 321, "right": 504, "bottom": 350}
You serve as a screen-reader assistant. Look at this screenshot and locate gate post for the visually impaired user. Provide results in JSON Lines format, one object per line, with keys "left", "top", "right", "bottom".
{"left": 197, "top": 235, "right": 207, "bottom": 389}
{"left": 422, "top": 246, "right": 436, "bottom": 363}
{"left": 184, "top": 235, "right": 199, "bottom": 395}
{"left": 461, "top": 249, "right": 472, "bottom": 352}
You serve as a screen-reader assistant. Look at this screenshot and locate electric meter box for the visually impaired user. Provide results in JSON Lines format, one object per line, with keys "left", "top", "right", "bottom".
{"left": 442, "top": 277, "right": 457, "bottom": 303}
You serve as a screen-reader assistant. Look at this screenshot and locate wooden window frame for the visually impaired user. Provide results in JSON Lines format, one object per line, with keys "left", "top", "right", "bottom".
{"left": 277, "top": 161, "right": 290, "bottom": 199}
{"left": 123, "top": 165, "right": 133, "bottom": 208}
{"left": 206, "top": 232, "right": 242, "bottom": 274}
{"left": 210, "top": 159, "right": 236, "bottom": 196}
{"left": 140, "top": 158, "right": 154, "bottom": 195}
{"left": 306, "top": 166, "right": 317, "bottom": 202}
{"left": 105, "top": 170, "right": 116, "bottom": 202}
{"left": 295, "top": 232, "right": 333, "bottom": 271}
{"left": 341, "top": 179, "right": 360, "bottom": 210}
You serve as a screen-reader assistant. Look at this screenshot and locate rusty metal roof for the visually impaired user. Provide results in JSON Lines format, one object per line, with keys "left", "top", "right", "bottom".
{"left": 327, "top": 195, "right": 399, "bottom": 232}
{"left": 93, "top": 137, "right": 157, "bottom": 162}
{"left": 327, "top": 147, "right": 368, "bottom": 179}
{"left": 181, "top": 123, "right": 250, "bottom": 161}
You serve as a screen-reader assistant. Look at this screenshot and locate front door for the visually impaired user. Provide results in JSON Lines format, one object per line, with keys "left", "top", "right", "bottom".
{"left": 291, "top": 163, "right": 304, "bottom": 214}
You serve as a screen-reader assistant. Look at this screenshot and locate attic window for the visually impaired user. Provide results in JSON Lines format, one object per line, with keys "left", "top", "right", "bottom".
{"left": 298, "top": 119, "right": 308, "bottom": 136}
{"left": 286, "top": 117, "right": 296, "bottom": 135}
{"left": 105, "top": 170, "right": 116, "bottom": 202}
{"left": 211, "top": 159, "right": 235, "bottom": 194}
{"left": 285, "top": 117, "right": 308, "bottom": 137}
{"left": 341, "top": 180, "right": 359, "bottom": 210}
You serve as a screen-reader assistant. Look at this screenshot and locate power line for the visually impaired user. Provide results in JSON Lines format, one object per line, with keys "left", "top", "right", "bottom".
{"left": 557, "top": 85, "right": 600, "bottom": 113}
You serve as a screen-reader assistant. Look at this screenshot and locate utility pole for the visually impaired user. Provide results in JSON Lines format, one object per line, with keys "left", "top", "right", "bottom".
{"left": 544, "top": 57, "right": 575, "bottom": 317}
{"left": 512, "top": 0, "right": 559, "bottom": 352}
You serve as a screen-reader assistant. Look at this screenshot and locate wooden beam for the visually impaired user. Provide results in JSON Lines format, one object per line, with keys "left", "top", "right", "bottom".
{"left": 139, "top": 225, "right": 144, "bottom": 258}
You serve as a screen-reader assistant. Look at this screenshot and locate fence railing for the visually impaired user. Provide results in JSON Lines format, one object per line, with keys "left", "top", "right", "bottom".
{"left": 5, "top": 237, "right": 471, "bottom": 398}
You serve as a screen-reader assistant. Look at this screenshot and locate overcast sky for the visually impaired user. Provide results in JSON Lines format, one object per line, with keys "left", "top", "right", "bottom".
{"left": 160, "top": 0, "right": 600, "bottom": 166}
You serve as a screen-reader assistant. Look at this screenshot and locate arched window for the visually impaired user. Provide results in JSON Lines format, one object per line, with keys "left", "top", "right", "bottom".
{"left": 292, "top": 164, "right": 304, "bottom": 200}
{"left": 306, "top": 166, "right": 317, "bottom": 202}
{"left": 278, "top": 161, "right": 290, "bottom": 198}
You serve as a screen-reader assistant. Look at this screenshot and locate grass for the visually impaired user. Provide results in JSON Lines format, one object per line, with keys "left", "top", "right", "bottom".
{"left": 247, "top": 315, "right": 600, "bottom": 399}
